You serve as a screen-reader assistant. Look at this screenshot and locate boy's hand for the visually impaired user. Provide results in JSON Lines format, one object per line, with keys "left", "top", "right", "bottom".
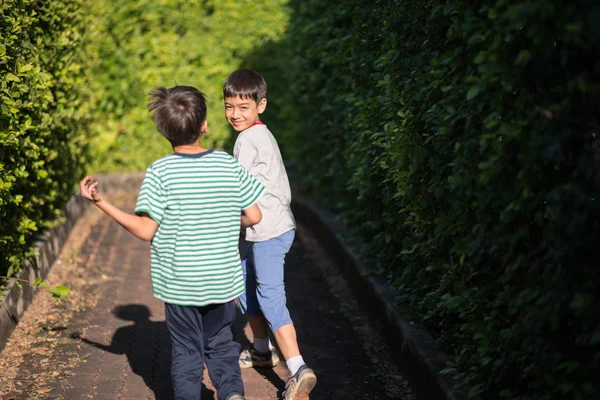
{"left": 80, "top": 176, "right": 104, "bottom": 203}
{"left": 79, "top": 176, "right": 158, "bottom": 241}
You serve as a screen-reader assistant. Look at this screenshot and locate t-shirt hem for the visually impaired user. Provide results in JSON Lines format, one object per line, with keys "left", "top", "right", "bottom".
{"left": 154, "top": 290, "right": 243, "bottom": 307}
{"left": 245, "top": 226, "right": 296, "bottom": 242}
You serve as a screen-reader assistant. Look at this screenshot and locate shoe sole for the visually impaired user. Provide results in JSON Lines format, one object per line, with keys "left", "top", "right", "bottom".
{"left": 239, "top": 359, "right": 279, "bottom": 369}
{"left": 288, "top": 371, "right": 317, "bottom": 400}
{"left": 239, "top": 349, "right": 280, "bottom": 369}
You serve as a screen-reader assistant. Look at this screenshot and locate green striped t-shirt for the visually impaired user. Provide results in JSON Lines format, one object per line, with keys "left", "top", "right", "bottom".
{"left": 134, "top": 150, "right": 264, "bottom": 306}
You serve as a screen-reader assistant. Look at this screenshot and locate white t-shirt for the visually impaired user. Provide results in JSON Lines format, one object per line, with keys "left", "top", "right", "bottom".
{"left": 233, "top": 123, "right": 296, "bottom": 242}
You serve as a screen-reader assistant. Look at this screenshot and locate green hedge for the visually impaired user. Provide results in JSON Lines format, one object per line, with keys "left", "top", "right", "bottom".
{"left": 0, "top": 1, "right": 91, "bottom": 280}
{"left": 85, "top": 0, "right": 289, "bottom": 172}
{"left": 249, "top": 1, "right": 600, "bottom": 398}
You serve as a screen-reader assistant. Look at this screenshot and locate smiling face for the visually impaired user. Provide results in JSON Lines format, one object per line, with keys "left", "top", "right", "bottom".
{"left": 224, "top": 95, "right": 267, "bottom": 132}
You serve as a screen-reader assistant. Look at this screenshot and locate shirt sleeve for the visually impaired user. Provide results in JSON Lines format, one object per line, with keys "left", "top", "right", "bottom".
{"left": 134, "top": 166, "right": 167, "bottom": 224}
{"left": 233, "top": 135, "right": 258, "bottom": 171}
{"left": 236, "top": 161, "right": 265, "bottom": 210}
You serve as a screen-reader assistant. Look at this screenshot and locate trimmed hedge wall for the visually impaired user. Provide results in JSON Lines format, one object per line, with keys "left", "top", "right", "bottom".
{"left": 249, "top": 1, "right": 600, "bottom": 398}
{"left": 0, "top": 1, "right": 91, "bottom": 280}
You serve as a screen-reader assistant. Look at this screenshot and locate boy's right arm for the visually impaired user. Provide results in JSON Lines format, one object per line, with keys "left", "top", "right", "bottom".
{"left": 241, "top": 203, "right": 262, "bottom": 228}
{"left": 80, "top": 176, "right": 158, "bottom": 241}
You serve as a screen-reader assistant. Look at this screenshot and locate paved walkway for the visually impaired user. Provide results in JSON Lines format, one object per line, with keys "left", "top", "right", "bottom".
{"left": 0, "top": 194, "right": 414, "bottom": 400}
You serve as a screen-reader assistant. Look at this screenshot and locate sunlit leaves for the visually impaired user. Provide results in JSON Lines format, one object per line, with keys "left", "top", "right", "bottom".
{"left": 1, "top": 0, "right": 90, "bottom": 284}
{"left": 85, "top": 0, "right": 290, "bottom": 172}
{"left": 1, "top": 274, "right": 70, "bottom": 302}
{"left": 48, "top": 285, "right": 70, "bottom": 300}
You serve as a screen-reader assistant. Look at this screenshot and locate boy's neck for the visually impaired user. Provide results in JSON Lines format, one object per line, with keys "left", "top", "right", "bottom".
{"left": 173, "top": 142, "right": 208, "bottom": 154}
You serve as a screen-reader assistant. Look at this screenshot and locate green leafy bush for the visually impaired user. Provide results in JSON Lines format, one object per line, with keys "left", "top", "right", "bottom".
{"left": 248, "top": 0, "right": 600, "bottom": 398}
{"left": 85, "top": 0, "right": 289, "bottom": 171}
{"left": 0, "top": 0, "right": 91, "bottom": 281}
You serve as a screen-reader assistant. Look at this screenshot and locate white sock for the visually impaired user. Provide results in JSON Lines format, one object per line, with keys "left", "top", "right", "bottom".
{"left": 253, "top": 337, "right": 271, "bottom": 353}
{"left": 286, "top": 355, "right": 305, "bottom": 376}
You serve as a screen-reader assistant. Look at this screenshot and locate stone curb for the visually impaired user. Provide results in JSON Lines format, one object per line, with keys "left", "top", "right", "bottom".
{"left": 0, "top": 172, "right": 145, "bottom": 352}
{"left": 291, "top": 196, "right": 474, "bottom": 400}
{"left": 0, "top": 195, "right": 86, "bottom": 352}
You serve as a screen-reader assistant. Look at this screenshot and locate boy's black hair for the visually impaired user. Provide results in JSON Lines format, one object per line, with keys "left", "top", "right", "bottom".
{"left": 148, "top": 86, "right": 207, "bottom": 147}
{"left": 223, "top": 69, "right": 267, "bottom": 104}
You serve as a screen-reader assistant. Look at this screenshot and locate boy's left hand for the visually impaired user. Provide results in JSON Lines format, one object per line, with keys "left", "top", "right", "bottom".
{"left": 80, "top": 176, "right": 103, "bottom": 203}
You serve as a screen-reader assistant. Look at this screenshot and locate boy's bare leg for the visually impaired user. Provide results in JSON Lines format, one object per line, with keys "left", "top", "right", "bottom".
{"left": 276, "top": 323, "right": 316, "bottom": 400}
{"left": 247, "top": 315, "right": 300, "bottom": 360}
{"left": 247, "top": 314, "right": 269, "bottom": 341}
{"left": 273, "top": 323, "right": 300, "bottom": 360}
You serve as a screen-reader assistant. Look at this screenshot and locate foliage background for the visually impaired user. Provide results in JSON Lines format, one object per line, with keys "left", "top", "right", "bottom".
{"left": 85, "top": 0, "right": 289, "bottom": 171}
{"left": 244, "top": 0, "right": 600, "bottom": 399}
{"left": 3, "top": 0, "right": 599, "bottom": 399}
{"left": 1, "top": 0, "right": 289, "bottom": 280}
{"left": 0, "top": 0, "right": 90, "bottom": 282}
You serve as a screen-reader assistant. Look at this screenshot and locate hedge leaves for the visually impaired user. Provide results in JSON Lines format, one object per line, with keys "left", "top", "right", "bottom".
{"left": 251, "top": 1, "right": 600, "bottom": 398}
{"left": 1, "top": 0, "right": 90, "bottom": 281}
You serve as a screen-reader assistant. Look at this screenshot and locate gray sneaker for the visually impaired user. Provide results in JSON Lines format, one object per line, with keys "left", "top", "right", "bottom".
{"left": 239, "top": 344, "right": 280, "bottom": 368}
{"left": 281, "top": 364, "right": 317, "bottom": 400}
{"left": 225, "top": 395, "right": 245, "bottom": 400}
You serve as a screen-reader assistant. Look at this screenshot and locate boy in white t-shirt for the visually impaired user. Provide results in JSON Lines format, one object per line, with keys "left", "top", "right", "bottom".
{"left": 223, "top": 69, "right": 317, "bottom": 400}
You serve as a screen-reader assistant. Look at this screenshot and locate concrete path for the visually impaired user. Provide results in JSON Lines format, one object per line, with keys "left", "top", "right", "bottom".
{"left": 0, "top": 193, "right": 415, "bottom": 400}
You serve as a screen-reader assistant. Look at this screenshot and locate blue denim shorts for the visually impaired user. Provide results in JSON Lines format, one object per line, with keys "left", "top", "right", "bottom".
{"left": 238, "top": 229, "right": 295, "bottom": 333}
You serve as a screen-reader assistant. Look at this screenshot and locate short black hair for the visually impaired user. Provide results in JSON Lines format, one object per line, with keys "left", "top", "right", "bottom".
{"left": 223, "top": 69, "right": 267, "bottom": 104}
{"left": 148, "top": 86, "right": 207, "bottom": 147}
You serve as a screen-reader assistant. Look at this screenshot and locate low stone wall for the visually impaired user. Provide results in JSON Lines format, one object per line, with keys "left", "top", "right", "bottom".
{"left": 0, "top": 172, "right": 145, "bottom": 351}
{"left": 0, "top": 195, "right": 86, "bottom": 351}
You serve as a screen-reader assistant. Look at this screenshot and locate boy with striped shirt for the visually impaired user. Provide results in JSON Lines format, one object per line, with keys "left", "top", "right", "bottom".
{"left": 80, "top": 86, "right": 264, "bottom": 400}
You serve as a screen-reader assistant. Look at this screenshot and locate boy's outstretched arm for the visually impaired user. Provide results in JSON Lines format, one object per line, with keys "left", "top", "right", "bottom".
{"left": 80, "top": 176, "right": 158, "bottom": 241}
{"left": 241, "top": 203, "right": 262, "bottom": 228}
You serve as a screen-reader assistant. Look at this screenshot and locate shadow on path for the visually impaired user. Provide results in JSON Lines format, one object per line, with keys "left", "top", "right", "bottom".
{"left": 73, "top": 304, "right": 214, "bottom": 400}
